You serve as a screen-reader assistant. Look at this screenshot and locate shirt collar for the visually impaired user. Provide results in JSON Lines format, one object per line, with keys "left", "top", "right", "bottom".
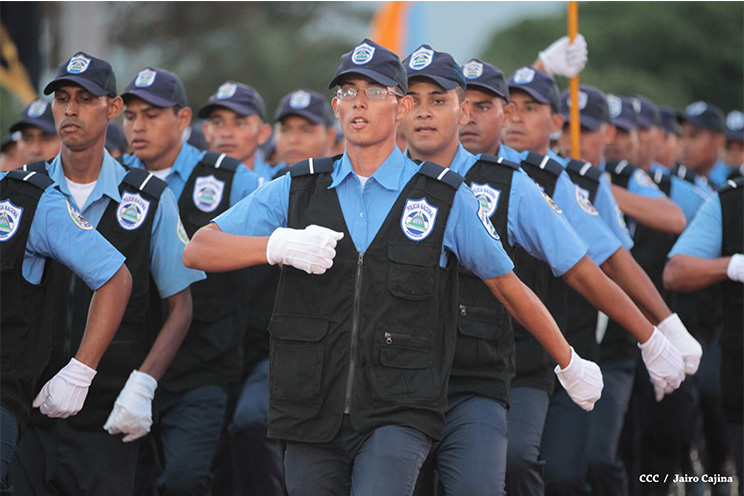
{"left": 171, "top": 142, "right": 204, "bottom": 178}
{"left": 330, "top": 147, "right": 406, "bottom": 191}
{"left": 49, "top": 149, "right": 123, "bottom": 208}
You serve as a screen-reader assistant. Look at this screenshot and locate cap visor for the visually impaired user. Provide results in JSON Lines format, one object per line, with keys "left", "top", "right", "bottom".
{"left": 122, "top": 89, "right": 181, "bottom": 109}
{"left": 328, "top": 68, "right": 398, "bottom": 90}
{"left": 678, "top": 114, "right": 723, "bottom": 133}
{"left": 44, "top": 76, "right": 109, "bottom": 97}
{"left": 9, "top": 118, "right": 57, "bottom": 135}
{"left": 563, "top": 113, "right": 603, "bottom": 131}
{"left": 610, "top": 117, "right": 637, "bottom": 131}
{"left": 274, "top": 108, "right": 326, "bottom": 125}
{"left": 509, "top": 86, "right": 551, "bottom": 106}
{"left": 465, "top": 82, "right": 507, "bottom": 100}
{"left": 197, "top": 102, "right": 258, "bottom": 119}
{"left": 408, "top": 74, "right": 459, "bottom": 91}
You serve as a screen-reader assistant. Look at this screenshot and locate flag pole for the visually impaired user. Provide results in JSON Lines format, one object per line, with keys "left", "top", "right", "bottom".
{"left": 568, "top": 1, "right": 580, "bottom": 159}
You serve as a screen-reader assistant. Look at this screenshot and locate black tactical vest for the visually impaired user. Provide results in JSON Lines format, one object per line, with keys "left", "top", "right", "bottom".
{"left": 162, "top": 152, "right": 252, "bottom": 391}
{"left": 267, "top": 157, "right": 460, "bottom": 443}
{"left": 718, "top": 178, "right": 743, "bottom": 422}
{"left": 512, "top": 152, "right": 568, "bottom": 392}
{"left": 455, "top": 154, "right": 518, "bottom": 404}
{"left": 0, "top": 169, "right": 56, "bottom": 430}
{"left": 29, "top": 164, "right": 166, "bottom": 431}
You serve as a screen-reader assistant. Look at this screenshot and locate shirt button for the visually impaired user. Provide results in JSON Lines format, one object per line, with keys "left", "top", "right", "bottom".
{"left": 360, "top": 212, "right": 365, "bottom": 218}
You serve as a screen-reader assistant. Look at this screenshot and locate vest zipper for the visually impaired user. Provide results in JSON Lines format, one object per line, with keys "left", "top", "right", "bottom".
{"left": 344, "top": 251, "right": 364, "bottom": 414}
{"left": 63, "top": 275, "right": 77, "bottom": 357}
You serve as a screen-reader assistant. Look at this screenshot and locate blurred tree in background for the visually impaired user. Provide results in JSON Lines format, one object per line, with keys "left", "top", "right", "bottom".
{"left": 481, "top": 1, "right": 744, "bottom": 111}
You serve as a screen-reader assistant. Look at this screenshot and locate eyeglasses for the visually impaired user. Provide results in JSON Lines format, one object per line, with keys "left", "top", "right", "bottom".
{"left": 335, "top": 87, "right": 404, "bottom": 101}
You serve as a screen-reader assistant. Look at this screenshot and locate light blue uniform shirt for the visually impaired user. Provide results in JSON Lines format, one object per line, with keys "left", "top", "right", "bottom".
{"left": 253, "top": 157, "right": 285, "bottom": 186}
{"left": 451, "top": 144, "right": 588, "bottom": 277}
{"left": 215, "top": 147, "right": 514, "bottom": 280}
{"left": 123, "top": 142, "right": 260, "bottom": 206}
{"left": 668, "top": 193, "right": 722, "bottom": 259}
{"left": 650, "top": 162, "right": 710, "bottom": 222}
{"left": 549, "top": 153, "right": 634, "bottom": 250}
{"left": 599, "top": 159, "right": 664, "bottom": 198}
{"left": 47, "top": 150, "right": 205, "bottom": 298}
{"left": 708, "top": 159, "right": 732, "bottom": 188}
{"left": 2, "top": 174, "right": 127, "bottom": 288}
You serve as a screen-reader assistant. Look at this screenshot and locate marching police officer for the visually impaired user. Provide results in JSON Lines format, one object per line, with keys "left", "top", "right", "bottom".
{"left": 724, "top": 110, "right": 744, "bottom": 174}
{"left": 679, "top": 101, "right": 730, "bottom": 188}
{"left": 184, "top": 38, "right": 603, "bottom": 496}
{"left": 120, "top": 68, "right": 260, "bottom": 495}
{"left": 10, "top": 52, "right": 204, "bottom": 496}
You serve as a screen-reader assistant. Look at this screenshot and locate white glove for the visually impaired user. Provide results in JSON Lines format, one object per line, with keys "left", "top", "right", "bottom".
{"left": 639, "top": 327, "right": 685, "bottom": 401}
{"left": 657, "top": 313, "right": 702, "bottom": 375}
{"left": 103, "top": 370, "right": 157, "bottom": 442}
{"left": 727, "top": 253, "right": 744, "bottom": 282}
{"left": 538, "top": 34, "right": 588, "bottom": 78}
{"left": 33, "top": 357, "right": 97, "bottom": 418}
{"left": 266, "top": 224, "right": 344, "bottom": 275}
{"left": 554, "top": 347, "right": 604, "bottom": 411}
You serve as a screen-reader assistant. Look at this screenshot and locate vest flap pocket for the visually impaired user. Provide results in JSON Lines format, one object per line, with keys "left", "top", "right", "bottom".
{"left": 388, "top": 242, "right": 438, "bottom": 267}
{"left": 268, "top": 314, "right": 329, "bottom": 342}
{"left": 457, "top": 305, "right": 501, "bottom": 340}
{"left": 379, "top": 332, "right": 430, "bottom": 369}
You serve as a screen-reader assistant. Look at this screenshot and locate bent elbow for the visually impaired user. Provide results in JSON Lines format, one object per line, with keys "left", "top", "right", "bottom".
{"left": 662, "top": 258, "right": 683, "bottom": 292}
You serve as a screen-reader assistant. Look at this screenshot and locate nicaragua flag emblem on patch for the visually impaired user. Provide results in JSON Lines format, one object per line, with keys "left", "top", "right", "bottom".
{"left": 65, "top": 201, "right": 93, "bottom": 230}
{"left": 470, "top": 183, "right": 501, "bottom": 218}
{"left": 536, "top": 184, "right": 563, "bottom": 214}
{"left": 193, "top": 175, "right": 225, "bottom": 213}
{"left": 0, "top": 200, "right": 23, "bottom": 242}
{"left": 216, "top": 83, "right": 237, "bottom": 100}
{"left": 67, "top": 54, "right": 91, "bottom": 74}
{"left": 513, "top": 67, "right": 535, "bottom": 84}
{"left": 117, "top": 193, "right": 150, "bottom": 231}
{"left": 575, "top": 185, "right": 598, "bottom": 216}
{"left": 408, "top": 47, "right": 434, "bottom": 70}
{"left": 477, "top": 204, "right": 500, "bottom": 240}
{"left": 401, "top": 198, "right": 438, "bottom": 241}
{"left": 289, "top": 90, "right": 311, "bottom": 109}
{"left": 352, "top": 43, "right": 375, "bottom": 65}
{"left": 463, "top": 61, "right": 484, "bottom": 79}
{"left": 27, "top": 100, "right": 48, "bottom": 118}
{"left": 135, "top": 69, "right": 157, "bottom": 88}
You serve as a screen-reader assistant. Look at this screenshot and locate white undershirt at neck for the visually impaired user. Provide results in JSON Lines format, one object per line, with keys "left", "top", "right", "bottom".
{"left": 150, "top": 167, "right": 172, "bottom": 180}
{"left": 358, "top": 174, "right": 370, "bottom": 188}
{"left": 65, "top": 177, "right": 97, "bottom": 209}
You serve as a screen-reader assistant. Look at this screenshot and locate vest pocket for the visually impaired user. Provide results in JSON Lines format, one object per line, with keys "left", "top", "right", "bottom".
{"left": 455, "top": 304, "right": 511, "bottom": 368}
{"left": 371, "top": 327, "right": 438, "bottom": 401}
{"left": 268, "top": 314, "right": 328, "bottom": 403}
{"left": 387, "top": 243, "right": 437, "bottom": 301}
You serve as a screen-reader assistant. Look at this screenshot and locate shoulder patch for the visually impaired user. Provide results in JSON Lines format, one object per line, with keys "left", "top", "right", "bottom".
{"left": 176, "top": 216, "right": 189, "bottom": 245}
{"left": 575, "top": 185, "right": 598, "bottom": 216}
{"left": 0, "top": 199, "right": 24, "bottom": 242}
{"left": 400, "top": 198, "right": 438, "bottom": 241}
{"left": 535, "top": 183, "right": 563, "bottom": 214}
{"left": 632, "top": 169, "right": 660, "bottom": 190}
{"left": 470, "top": 183, "right": 501, "bottom": 217}
{"left": 477, "top": 203, "right": 500, "bottom": 240}
{"left": 117, "top": 192, "right": 151, "bottom": 230}
{"left": 66, "top": 200, "right": 94, "bottom": 230}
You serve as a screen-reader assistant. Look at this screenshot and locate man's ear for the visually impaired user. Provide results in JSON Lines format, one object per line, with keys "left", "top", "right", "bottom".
{"left": 176, "top": 107, "right": 193, "bottom": 133}
{"left": 108, "top": 96, "right": 124, "bottom": 120}
{"left": 395, "top": 95, "right": 413, "bottom": 122}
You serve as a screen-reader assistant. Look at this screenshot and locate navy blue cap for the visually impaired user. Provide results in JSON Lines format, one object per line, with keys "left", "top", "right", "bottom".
{"left": 198, "top": 81, "right": 266, "bottom": 121}
{"left": 606, "top": 94, "right": 639, "bottom": 131}
{"left": 725, "top": 110, "right": 744, "bottom": 142}
{"left": 274, "top": 89, "right": 333, "bottom": 126}
{"left": 44, "top": 52, "right": 117, "bottom": 98}
{"left": 633, "top": 96, "right": 661, "bottom": 129}
{"left": 10, "top": 99, "right": 56, "bottom": 135}
{"left": 560, "top": 85, "right": 610, "bottom": 131}
{"left": 403, "top": 45, "right": 465, "bottom": 91}
{"left": 122, "top": 67, "right": 188, "bottom": 108}
{"left": 105, "top": 122, "right": 127, "bottom": 152}
{"left": 328, "top": 38, "right": 408, "bottom": 93}
{"left": 659, "top": 106, "right": 681, "bottom": 136}
{"left": 1, "top": 132, "right": 19, "bottom": 152}
{"left": 678, "top": 101, "right": 725, "bottom": 133}
{"left": 461, "top": 59, "right": 509, "bottom": 101}
{"left": 508, "top": 66, "right": 560, "bottom": 112}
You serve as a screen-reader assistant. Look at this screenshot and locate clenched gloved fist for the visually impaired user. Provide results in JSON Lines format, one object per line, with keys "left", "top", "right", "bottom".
{"left": 104, "top": 370, "right": 157, "bottom": 442}
{"left": 539, "top": 34, "right": 588, "bottom": 78}
{"left": 266, "top": 224, "right": 344, "bottom": 275}
{"left": 554, "top": 347, "right": 603, "bottom": 411}
{"left": 727, "top": 253, "right": 744, "bottom": 282}
{"left": 657, "top": 313, "right": 702, "bottom": 375}
{"left": 33, "top": 358, "right": 97, "bottom": 418}
{"left": 639, "top": 327, "right": 685, "bottom": 401}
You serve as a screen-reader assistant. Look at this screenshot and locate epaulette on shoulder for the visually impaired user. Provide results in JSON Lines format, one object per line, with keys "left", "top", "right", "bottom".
{"left": 419, "top": 161, "right": 464, "bottom": 190}
{"left": 201, "top": 152, "right": 241, "bottom": 172}
{"left": 21, "top": 161, "right": 50, "bottom": 175}
{"left": 566, "top": 159, "right": 602, "bottom": 182}
{"left": 605, "top": 159, "right": 636, "bottom": 176}
{"left": 5, "top": 169, "right": 54, "bottom": 191}
{"left": 719, "top": 176, "right": 744, "bottom": 194}
{"left": 520, "top": 151, "right": 563, "bottom": 177}
{"left": 477, "top": 154, "right": 520, "bottom": 170}
{"left": 122, "top": 168, "right": 168, "bottom": 199}
{"left": 672, "top": 163, "right": 698, "bottom": 184}
{"left": 289, "top": 156, "right": 337, "bottom": 177}
{"left": 651, "top": 169, "right": 672, "bottom": 188}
